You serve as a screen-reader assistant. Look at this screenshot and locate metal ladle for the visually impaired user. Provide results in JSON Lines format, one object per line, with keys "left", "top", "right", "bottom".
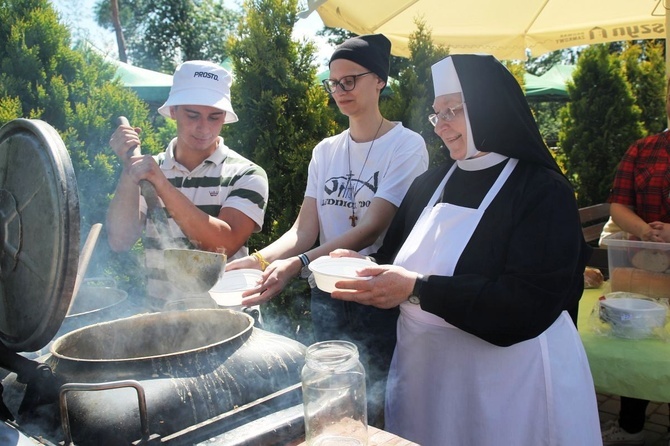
{"left": 163, "top": 248, "right": 227, "bottom": 294}
{"left": 117, "top": 117, "right": 227, "bottom": 296}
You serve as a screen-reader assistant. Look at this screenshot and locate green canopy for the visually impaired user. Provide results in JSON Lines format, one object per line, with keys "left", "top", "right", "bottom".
{"left": 113, "top": 60, "right": 173, "bottom": 104}
{"left": 111, "top": 56, "right": 573, "bottom": 104}
{"left": 317, "top": 66, "right": 574, "bottom": 101}
{"left": 524, "top": 65, "right": 575, "bottom": 102}
{"left": 111, "top": 58, "right": 236, "bottom": 105}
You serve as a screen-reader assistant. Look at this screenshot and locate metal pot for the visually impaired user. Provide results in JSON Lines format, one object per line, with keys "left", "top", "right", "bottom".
{"left": 18, "top": 284, "right": 134, "bottom": 362}
{"left": 42, "top": 309, "right": 305, "bottom": 445}
{"left": 62, "top": 285, "right": 128, "bottom": 329}
{"left": 1, "top": 120, "right": 307, "bottom": 445}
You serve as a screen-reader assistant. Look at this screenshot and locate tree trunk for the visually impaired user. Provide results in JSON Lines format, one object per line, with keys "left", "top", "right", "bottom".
{"left": 110, "top": 0, "right": 128, "bottom": 62}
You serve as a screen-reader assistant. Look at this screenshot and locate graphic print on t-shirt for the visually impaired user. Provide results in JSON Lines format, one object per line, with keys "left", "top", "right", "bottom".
{"left": 322, "top": 171, "right": 379, "bottom": 210}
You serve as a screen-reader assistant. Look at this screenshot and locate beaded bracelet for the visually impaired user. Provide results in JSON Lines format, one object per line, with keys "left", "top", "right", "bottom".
{"left": 251, "top": 251, "right": 270, "bottom": 271}
{"left": 298, "top": 253, "right": 310, "bottom": 267}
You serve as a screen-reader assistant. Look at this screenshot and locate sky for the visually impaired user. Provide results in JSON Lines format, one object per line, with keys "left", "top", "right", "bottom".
{"left": 49, "top": 0, "right": 334, "bottom": 70}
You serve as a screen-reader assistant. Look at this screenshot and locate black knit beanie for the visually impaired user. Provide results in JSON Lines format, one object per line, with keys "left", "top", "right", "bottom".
{"left": 329, "top": 34, "right": 391, "bottom": 84}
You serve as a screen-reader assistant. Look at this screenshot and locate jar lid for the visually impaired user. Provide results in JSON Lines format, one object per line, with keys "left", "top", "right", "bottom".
{"left": 0, "top": 119, "right": 80, "bottom": 352}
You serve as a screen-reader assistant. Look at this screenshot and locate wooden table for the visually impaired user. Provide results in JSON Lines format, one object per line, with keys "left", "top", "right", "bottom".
{"left": 578, "top": 282, "right": 670, "bottom": 402}
{"left": 293, "top": 426, "right": 419, "bottom": 445}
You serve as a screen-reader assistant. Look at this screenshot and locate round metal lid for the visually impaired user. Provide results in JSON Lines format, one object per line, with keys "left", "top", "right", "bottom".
{"left": 0, "top": 119, "right": 80, "bottom": 352}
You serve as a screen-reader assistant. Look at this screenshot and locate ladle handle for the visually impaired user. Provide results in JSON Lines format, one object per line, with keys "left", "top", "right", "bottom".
{"left": 115, "top": 116, "right": 164, "bottom": 215}
{"left": 117, "top": 116, "right": 140, "bottom": 157}
{"left": 71, "top": 222, "right": 103, "bottom": 303}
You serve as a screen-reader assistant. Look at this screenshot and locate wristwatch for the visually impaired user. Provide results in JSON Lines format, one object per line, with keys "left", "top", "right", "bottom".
{"left": 408, "top": 274, "right": 425, "bottom": 305}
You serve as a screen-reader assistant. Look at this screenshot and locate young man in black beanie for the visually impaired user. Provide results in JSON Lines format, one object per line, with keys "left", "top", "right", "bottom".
{"left": 226, "top": 34, "right": 428, "bottom": 426}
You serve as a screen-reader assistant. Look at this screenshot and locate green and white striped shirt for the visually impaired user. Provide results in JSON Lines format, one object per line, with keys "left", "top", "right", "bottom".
{"left": 142, "top": 137, "right": 268, "bottom": 308}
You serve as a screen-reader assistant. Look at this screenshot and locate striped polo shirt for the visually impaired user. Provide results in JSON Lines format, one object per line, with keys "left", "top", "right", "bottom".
{"left": 142, "top": 137, "right": 268, "bottom": 308}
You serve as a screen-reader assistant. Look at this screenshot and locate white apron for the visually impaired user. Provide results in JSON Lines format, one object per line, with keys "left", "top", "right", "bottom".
{"left": 385, "top": 159, "right": 601, "bottom": 446}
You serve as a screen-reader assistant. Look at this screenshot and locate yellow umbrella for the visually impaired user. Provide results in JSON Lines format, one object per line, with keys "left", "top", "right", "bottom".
{"left": 299, "top": 0, "right": 666, "bottom": 61}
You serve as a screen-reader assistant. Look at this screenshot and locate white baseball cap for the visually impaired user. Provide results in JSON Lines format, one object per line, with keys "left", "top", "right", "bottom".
{"left": 158, "top": 60, "right": 239, "bottom": 124}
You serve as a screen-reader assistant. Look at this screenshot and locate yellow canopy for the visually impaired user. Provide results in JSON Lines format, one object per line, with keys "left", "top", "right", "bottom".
{"left": 301, "top": 0, "right": 666, "bottom": 60}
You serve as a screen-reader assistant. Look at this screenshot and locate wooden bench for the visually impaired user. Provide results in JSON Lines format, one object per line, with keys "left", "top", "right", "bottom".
{"left": 579, "top": 203, "right": 610, "bottom": 244}
{"left": 578, "top": 203, "right": 610, "bottom": 278}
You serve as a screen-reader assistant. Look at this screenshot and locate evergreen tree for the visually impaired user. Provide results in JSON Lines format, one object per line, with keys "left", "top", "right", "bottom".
{"left": 383, "top": 19, "right": 448, "bottom": 166}
{"left": 93, "top": 0, "right": 240, "bottom": 71}
{"left": 317, "top": 26, "right": 355, "bottom": 48}
{"left": 0, "top": 0, "right": 163, "bottom": 288}
{"left": 558, "top": 44, "right": 644, "bottom": 206}
{"left": 226, "top": 0, "right": 338, "bottom": 249}
{"left": 528, "top": 101, "right": 565, "bottom": 148}
{"left": 1, "top": 0, "right": 79, "bottom": 129}
{"left": 525, "top": 49, "right": 581, "bottom": 148}
{"left": 224, "top": 0, "right": 338, "bottom": 341}
{"left": 525, "top": 48, "right": 581, "bottom": 76}
{"left": 0, "top": 0, "right": 162, "bottom": 220}
{"left": 621, "top": 41, "right": 666, "bottom": 135}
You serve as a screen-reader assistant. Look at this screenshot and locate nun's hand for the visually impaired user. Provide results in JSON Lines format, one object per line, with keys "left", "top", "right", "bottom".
{"left": 331, "top": 264, "right": 416, "bottom": 309}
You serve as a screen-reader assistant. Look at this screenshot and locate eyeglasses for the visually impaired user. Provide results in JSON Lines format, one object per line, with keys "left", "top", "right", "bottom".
{"left": 322, "top": 72, "right": 373, "bottom": 94}
{"left": 428, "top": 103, "right": 465, "bottom": 126}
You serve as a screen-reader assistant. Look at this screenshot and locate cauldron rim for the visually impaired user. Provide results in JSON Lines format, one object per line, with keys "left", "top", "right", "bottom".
{"left": 49, "top": 308, "right": 254, "bottom": 363}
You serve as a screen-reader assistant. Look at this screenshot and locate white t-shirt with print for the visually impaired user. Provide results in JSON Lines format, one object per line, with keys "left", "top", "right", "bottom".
{"left": 305, "top": 123, "right": 428, "bottom": 256}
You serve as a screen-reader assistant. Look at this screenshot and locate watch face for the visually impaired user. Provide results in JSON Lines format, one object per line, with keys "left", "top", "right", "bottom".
{"left": 408, "top": 295, "right": 420, "bottom": 305}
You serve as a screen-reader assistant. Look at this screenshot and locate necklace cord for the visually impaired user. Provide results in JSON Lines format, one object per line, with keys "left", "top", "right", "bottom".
{"left": 346, "top": 118, "right": 385, "bottom": 227}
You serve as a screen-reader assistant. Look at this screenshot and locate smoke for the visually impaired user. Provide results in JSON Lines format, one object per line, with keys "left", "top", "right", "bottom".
{"left": 7, "top": 309, "right": 308, "bottom": 444}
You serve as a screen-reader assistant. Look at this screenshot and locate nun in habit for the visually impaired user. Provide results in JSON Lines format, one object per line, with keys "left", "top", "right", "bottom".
{"left": 330, "top": 54, "right": 602, "bottom": 445}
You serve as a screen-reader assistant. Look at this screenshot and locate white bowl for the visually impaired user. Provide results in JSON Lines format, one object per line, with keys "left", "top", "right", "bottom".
{"left": 308, "top": 257, "right": 375, "bottom": 293}
{"left": 209, "top": 269, "right": 262, "bottom": 307}
{"left": 599, "top": 292, "right": 667, "bottom": 339}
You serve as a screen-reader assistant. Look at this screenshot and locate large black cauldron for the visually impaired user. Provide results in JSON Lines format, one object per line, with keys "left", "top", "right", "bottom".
{"left": 42, "top": 309, "right": 305, "bottom": 445}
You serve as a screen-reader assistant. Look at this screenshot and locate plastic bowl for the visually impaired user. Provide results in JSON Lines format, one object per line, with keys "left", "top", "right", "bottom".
{"left": 209, "top": 269, "right": 262, "bottom": 307}
{"left": 308, "top": 257, "right": 375, "bottom": 293}
{"left": 599, "top": 292, "right": 667, "bottom": 339}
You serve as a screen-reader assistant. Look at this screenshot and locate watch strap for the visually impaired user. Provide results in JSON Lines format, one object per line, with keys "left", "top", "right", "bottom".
{"left": 409, "top": 273, "right": 425, "bottom": 304}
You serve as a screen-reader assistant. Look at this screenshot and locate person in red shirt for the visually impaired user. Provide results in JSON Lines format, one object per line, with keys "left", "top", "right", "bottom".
{"left": 601, "top": 78, "right": 670, "bottom": 446}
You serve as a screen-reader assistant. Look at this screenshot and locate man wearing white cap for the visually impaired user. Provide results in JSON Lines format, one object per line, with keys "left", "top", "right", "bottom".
{"left": 329, "top": 54, "right": 601, "bottom": 444}
{"left": 107, "top": 60, "right": 268, "bottom": 310}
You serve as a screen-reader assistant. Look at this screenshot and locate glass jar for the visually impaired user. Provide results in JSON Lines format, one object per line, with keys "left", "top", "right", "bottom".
{"left": 301, "top": 340, "right": 368, "bottom": 446}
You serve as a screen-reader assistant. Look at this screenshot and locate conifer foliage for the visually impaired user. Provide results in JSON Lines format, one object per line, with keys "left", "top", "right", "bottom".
{"left": 0, "top": 0, "right": 162, "bottom": 288}
{"left": 559, "top": 45, "right": 644, "bottom": 205}
{"left": 620, "top": 41, "right": 666, "bottom": 136}
{"left": 382, "top": 19, "right": 449, "bottom": 166}
{"left": 226, "top": 0, "right": 338, "bottom": 248}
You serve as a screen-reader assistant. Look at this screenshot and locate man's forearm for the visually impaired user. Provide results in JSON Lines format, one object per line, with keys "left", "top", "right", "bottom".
{"left": 106, "top": 171, "right": 143, "bottom": 251}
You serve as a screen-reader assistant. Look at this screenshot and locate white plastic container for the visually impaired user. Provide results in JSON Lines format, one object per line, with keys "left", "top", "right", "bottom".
{"left": 308, "top": 257, "right": 375, "bottom": 293}
{"left": 601, "top": 232, "right": 670, "bottom": 299}
{"left": 599, "top": 292, "right": 667, "bottom": 339}
{"left": 209, "top": 269, "right": 262, "bottom": 307}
